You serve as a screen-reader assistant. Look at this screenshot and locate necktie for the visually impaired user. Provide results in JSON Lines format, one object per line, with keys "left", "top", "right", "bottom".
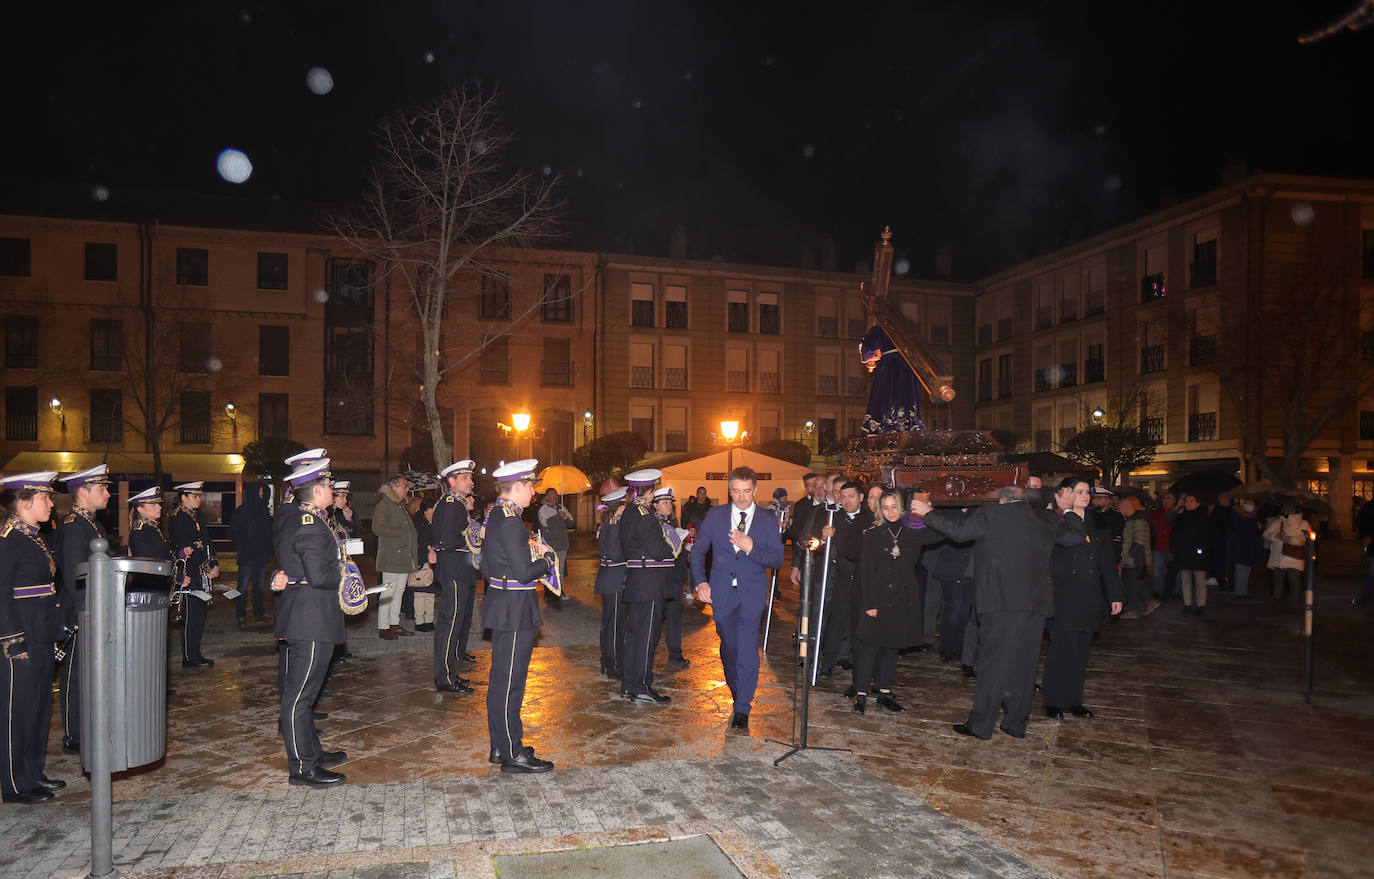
{"left": 736, "top": 510, "right": 746, "bottom": 554}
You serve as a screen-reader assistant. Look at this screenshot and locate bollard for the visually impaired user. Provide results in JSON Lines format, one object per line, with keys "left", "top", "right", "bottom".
{"left": 87, "top": 538, "right": 117, "bottom": 879}
{"left": 1302, "top": 531, "right": 1316, "bottom": 705}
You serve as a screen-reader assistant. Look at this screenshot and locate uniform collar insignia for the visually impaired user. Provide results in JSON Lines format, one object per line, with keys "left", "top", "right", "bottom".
{"left": 8, "top": 516, "right": 39, "bottom": 538}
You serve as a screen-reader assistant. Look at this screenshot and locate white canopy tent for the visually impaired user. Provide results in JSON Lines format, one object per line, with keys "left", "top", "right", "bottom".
{"left": 658, "top": 448, "right": 812, "bottom": 508}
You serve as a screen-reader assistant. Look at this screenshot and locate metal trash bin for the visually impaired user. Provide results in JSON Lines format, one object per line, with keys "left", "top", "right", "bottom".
{"left": 77, "top": 557, "right": 173, "bottom": 773}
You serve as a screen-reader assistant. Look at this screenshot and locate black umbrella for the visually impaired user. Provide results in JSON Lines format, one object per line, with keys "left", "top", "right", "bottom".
{"left": 1111, "top": 485, "right": 1155, "bottom": 506}
{"left": 1169, "top": 470, "right": 1241, "bottom": 504}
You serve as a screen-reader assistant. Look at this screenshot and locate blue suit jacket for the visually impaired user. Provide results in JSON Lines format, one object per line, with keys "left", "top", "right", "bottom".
{"left": 691, "top": 503, "right": 785, "bottom": 594}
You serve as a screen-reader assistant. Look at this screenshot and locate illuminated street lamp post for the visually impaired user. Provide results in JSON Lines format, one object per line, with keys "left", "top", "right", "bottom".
{"left": 720, "top": 420, "right": 740, "bottom": 474}
{"left": 500, "top": 412, "right": 534, "bottom": 458}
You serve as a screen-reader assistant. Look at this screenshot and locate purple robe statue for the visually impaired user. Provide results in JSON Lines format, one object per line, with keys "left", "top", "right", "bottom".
{"left": 860, "top": 324, "right": 925, "bottom": 434}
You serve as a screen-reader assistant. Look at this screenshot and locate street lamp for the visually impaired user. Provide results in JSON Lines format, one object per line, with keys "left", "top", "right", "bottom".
{"left": 499, "top": 413, "right": 536, "bottom": 457}
{"left": 720, "top": 420, "right": 743, "bottom": 474}
{"left": 511, "top": 412, "right": 531, "bottom": 433}
{"left": 49, "top": 397, "right": 65, "bottom": 429}
{"left": 1091, "top": 407, "right": 1106, "bottom": 423}
{"left": 583, "top": 409, "right": 593, "bottom": 444}
{"left": 225, "top": 401, "right": 238, "bottom": 426}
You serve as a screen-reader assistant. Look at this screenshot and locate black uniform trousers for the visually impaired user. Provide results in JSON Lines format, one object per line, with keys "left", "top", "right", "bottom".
{"left": 599, "top": 592, "right": 628, "bottom": 676}
{"left": 487, "top": 627, "right": 537, "bottom": 756}
{"left": 819, "top": 568, "right": 854, "bottom": 672}
{"left": 60, "top": 626, "right": 80, "bottom": 747}
{"left": 181, "top": 594, "right": 208, "bottom": 664}
{"left": 938, "top": 577, "right": 973, "bottom": 660}
{"left": 662, "top": 594, "right": 684, "bottom": 660}
{"left": 1042, "top": 627, "right": 1094, "bottom": 709}
{"left": 851, "top": 636, "right": 898, "bottom": 694}
{"left": 279, "top": 639, "right": 332, "bottom": 775}
{"left": 966, "top": 610, "right": 1044, "bottom": 738}
{"left": 434, "top": 551, "right": 475, "bottom": 687}
{"left": 3, "top": 646, "right": 54, "bottom": 795}
{"left": 622, "top": 597, "right": 663, "bottom": 696}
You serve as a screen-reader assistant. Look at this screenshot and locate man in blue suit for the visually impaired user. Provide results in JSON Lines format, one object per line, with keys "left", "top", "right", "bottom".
{"left": 691, "top": 466, "right": 785, "bottom": 732}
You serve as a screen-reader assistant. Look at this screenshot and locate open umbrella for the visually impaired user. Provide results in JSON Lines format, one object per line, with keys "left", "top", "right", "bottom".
{"left": 1169, "top": 470, "right": 1241, "bottom": 504}
{"left": 1231, "top": 481, "right": 1333, "bottom": 516}
{"left": 535, "top": 464, "right": 592, "bottom": 495}
{"left": 1110, "top": 484, "right": 1155, "bottom": 506}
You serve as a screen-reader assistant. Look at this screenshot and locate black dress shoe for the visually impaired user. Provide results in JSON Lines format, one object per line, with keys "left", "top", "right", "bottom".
{"left": 182, "top": 659, "right": 213, "bottom": 668}
{"left": 837, "top": 658, "right": 853, "bottom": 670}
{"left": 961, "top": 664, "right": 977, "bottom": 679}
{"left": 1194, "top": 606, "right": 1205, "bottom": 616}
{"left": 437, "top": 681, "right": 475, "bottom": 694}
{"left": 876, "top": 692, "right": 905, "bottom": 712}
{"left": 632, "top": 690, "right": 671, "bottom": 704}
{"left": 729, "top": 712, "right": 750, "bottom": 731}
{"left": 318, "top": 750, "right": 347, "bottom": 768}
{"left": 668, "top": 655, "right": 690, "bottom": 667}
{"left": 842, "top": 685, "right": 857, "bottom": 699}
{"left": 999, "top": 725, "right": 1026, "bottom": 739}
{"left": 952, "top": 723, "right": 990, "bottom": 740}
{"left": 61, "top": 738, "right": 79, "bottom": 755}
{"left": 167, "top": 688, "right": 177, "bottom": 697}
{"left": 1045, "top": 706, "right": 1066, "bottom": 720}
{"left": 313, "top": 711, "right": 329, "bottom": 721}
{"left": 819, "top": 666, "right": 833, "bottom": 679}
{"left": 1070, "top": 705, "right": 1094, "bottom": 718}
{"left": 36, "top": 776, "right": 66, "bottom": 791}
{"left": 620, "top": 690, "right": 635, "bottom": 700}
{"left": 488, "top": 748, "right": 504, "bottom": 765}
{"left": 1, "top": 789, "right": 53, "bottom": 805}
{"left": 852, "top": 695, "right": 867, "bottom": 715}
{"left": 501, "top": 747, "right": 554, "bottom": 774}
{"left": 913, "top": 644, "right": 932, "bottom": 653}
{"left": 288, "top": 766, "right": 346, "bottom": 788}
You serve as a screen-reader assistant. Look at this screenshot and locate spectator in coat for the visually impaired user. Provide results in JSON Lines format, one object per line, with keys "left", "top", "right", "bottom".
{"left": 1170, "top": 494, "right": 1212, "bottom": 614}
{"left": 1116, "top": 496, "right": 1157, "bottom": 619}
{"left": 1150, "top": 492, "right": 1177, "bottom": 600}
{"left": 371, "top": 475, "right": 417, "bottom": 640}
{"left": 410, "top": 498, "right": 439, "bottom": 631}
{"left": 1227, "top": 500, "right": 1265, "bottom": 598}
{"left": 1262, "top": 506, "right": 1311, "bottom": 601}
{"left": 229, "top": 482, "right": 274, "bottom": 627}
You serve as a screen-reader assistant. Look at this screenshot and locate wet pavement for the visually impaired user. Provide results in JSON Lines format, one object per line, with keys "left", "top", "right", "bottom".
{"left": 4, "top": 541, "right": 1373, "bottom": 878}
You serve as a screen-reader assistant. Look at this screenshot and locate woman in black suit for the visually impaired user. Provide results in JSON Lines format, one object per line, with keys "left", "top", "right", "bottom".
{"left": 1044, "top": 478, "right": 1124, "bottom": 720}
{"left": 852, "top": 489, "right": 942, "bottom": 714}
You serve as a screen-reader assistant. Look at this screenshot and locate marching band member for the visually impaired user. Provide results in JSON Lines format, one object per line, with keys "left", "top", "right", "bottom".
{"left": 432, "top": 460, "right": 478, "bottom": 695}
{"left": 594, "top": 487, "right": 629, "bottom": 679}
{"left": 55, "top": 463, "right": 111, "bottom": 756}
{"left": 169, "top": 482, "right": 218, "bottom": 669}
{"left": 617, "top": 469, "right": 678, "bottom": 705}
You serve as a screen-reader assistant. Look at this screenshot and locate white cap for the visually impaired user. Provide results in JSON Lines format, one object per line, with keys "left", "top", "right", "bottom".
{"left": 601, "top": 487, "right": 628, "bottom": 503}
{"left": 128, "top": 486, "right": 163, "bottom": 505}
{"left": 624, "top": 468, "right": 662, "bottom": 487}
{"left": 653, "top": 487, "right": 675, "bottom": 501}
{"left": 493, "top": 459, "right": 539, "bottom": 483}
{"left": 441, "top": 460, "right": 476, "bottom": 478}
{"left": 287, "top": 458, "right": 332, "bottom": 488}
{"left": 1091, "top": 486, "right": 1114, "bottom": 496}
{"left": 0, "top": 471, "right": 57, "bottom": 493}
{"left": 64, "top": 464, "right": 111, "bottom": 487}
{"left": 284, "top": 448, "right": 328, "bottom": 467}
{"left": 174, "top": 481, "right": 205, "bottom": 493}
{"left": 332, "top": 481, "right": 351, "bottom": 492}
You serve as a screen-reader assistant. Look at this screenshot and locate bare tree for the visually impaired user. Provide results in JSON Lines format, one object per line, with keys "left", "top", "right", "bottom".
{"left": 1059, "top": 384, "right": 1163, "bottom": 485}
{"left": 329, "top": 83, "right": 561, "bottom": 470}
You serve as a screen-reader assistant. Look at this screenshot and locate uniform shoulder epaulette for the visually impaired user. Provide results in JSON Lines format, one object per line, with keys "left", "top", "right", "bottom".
{"left": 442, "top": 495, "right": 456, "bottom": 504}
{"left": 300, "top": 512, "right": 315, "bottom": 525}
{"left": 64, "top": 512, "right": 79, "bottom": 525}
{"left": 0, "top": 522, "right": 12, "bottom": 538}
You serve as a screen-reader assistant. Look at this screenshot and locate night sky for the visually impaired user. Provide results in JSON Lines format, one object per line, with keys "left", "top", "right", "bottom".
{"left": 6, "top": 1, "right": 1371, "bottom": 278}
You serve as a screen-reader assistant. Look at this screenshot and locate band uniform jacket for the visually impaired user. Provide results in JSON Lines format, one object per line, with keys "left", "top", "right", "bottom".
{"left": 169, "top": 508, "right": 213, "bottom": 583}
{"left": 129, "top": 517, "right": 172, "bottom": 560}
{"left": 1049, "top": 512, "right": 1125, "bottom": 634}
{"left": 593, "top": 518, "right": 627, "bottom": 595}
{"left": 618, "top": 502, "right": 676, "bottom": 602}
{"left": 56, "top": 508, "right": 105, "bottom": 624}
{"left": 480, "top": 503, "right": 553, "bottom": 632}
{"left": 431, "top": 492, "right": 470, "bottom": 554}
{"left": 923, "top": 502, "right": 1084, "bottom": 619}
{"left": 273, "top": 504, "right": 346, "bottom": 644}
{"left": 856, "top": 521, "right": 944, "bottom": 647}
{"left": 0, "top": 519, "right": 61, "bottom": 655}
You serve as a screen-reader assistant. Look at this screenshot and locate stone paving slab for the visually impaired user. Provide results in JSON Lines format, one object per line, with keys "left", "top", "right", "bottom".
{"left": 494, "top": 835, "right": 743, "bottom": 879}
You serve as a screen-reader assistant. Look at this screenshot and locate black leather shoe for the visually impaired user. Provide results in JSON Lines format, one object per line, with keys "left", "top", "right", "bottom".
{"left": 182, "top": 659, "right": 213, "bottom": 668}
{"left": 952, "top": 723, "right": 990, "bottom": 740}
{"left": 913, "top": 644, "right": 932, "bottom": 653}
{"left": 852, "top": 695, "right": 867, "bottom": 715}
{"left": 837, "top": 658, "right": 853, "bottom": 670}
{"left": 632, "top": 690, "right": 671, "bottom": 704}
{"left": 437, "top": 681, "right": 475, "bottom": 694}
{"left": 999, "top": 725, "right": 1026, "bottom": 739}
{"left": 819, "top": 666, "right": 833, "bottom": 679}
{"left": 61, "top": 737, "right": 79, "bottom": 755}
{"left": 1070, "top": 705, "right": 1094, "bottom": 718}
{"left": 1045, "top": 706, "right": 1066, "bottom": 721}
{"left": 668, "top": 655, "right": 690, "bottom": 667}
{"left": 1195, "top": 606, "right": 1205, "bottom": 616}
{"left": 36, "top": 776, "right": 66, "bottom": 791}
{"left": 729, "top": 712, "right": 750, "bottom": 731}
{"left": 961, "top": 664, "right": 977, "bottom": 679}
{"left": 318, "top": 750, "right": 347, "bottom": 768}
{"left": 876, "top": 692, "right": 905, "bottom": 712}
{"left": 842, "top": 685, "right": 857, "bottom": 698}
{"left": 620, "top": 690, "right": 635, "bottom": 700}
{"left": 313, "top": 711, "right": 329, "bottom": 721}
{"left": 501, "top": 747, "right": 554, "bottom": 774}
{"left": 167, "top": 688, "right": 177, "bottom": 697}
{"left": 488, "top": 748, "right": 504, "bottom": 765}
{"left": 1, "top": 789, "right": 53, "bottom": 805}
{"left": 288, "top": 766, "right": 346, "bottom": 788}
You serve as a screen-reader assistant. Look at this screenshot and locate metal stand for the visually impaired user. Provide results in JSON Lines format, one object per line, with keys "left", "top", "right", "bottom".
{"left": 770, "top": 543, "right": 851, "bottom": 767}
{"left": 1302, "top": 533, "right": 1317, "bottom": 704}
{"left": 87, "top": 538, "right": 116, "bottom": 879}
{"left": 762, "top": 568, "right": 778, "bottom": 648}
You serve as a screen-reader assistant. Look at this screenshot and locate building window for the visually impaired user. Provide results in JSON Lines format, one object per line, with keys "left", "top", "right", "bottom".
{"left": 180, "top": 322, "right": 212, "bottom": 373}
{"left": 542, "top": 273, "right": 573, "bottom": 322}
{"left": 977, "top": 358, "right": 993, "bottom": 402}
{"left": 816, "top": 297, "right": 837, "bottom": 337}
{"left": 997, "top": 353, "right": 1013, "bottom": 398}
{"left": 1086, "top": 288, "right": 1106, "bottom": 316}
{"left": 176, "top": 247, "right": 209, "bottom": 286}
{"left": 0, "top": 237, "right": 31, "bottom": 277}
{"left": 1360, "top": 229, "right": 1374, "bottom": 280}
{"left": 997, "top": 316, "right": 1013, "bottom": 340}
{"left": 727, "top": 290, "right": 749, "bottom": 333}
{"left": 663, "top": 406, "right": 688, "bottom": 453}
{"left": 84, "top": 243, "right": 117, "bottom": 282}
{"left": 816, "top": 417, "right": 838, "bottom": 453}
{"left": 257, "top": 252, "right": 289, "bottom": 290}
{"left": 1190, "top": 333, "right": 1217, "bottom": 365}
{"left": 664, "top": 343, "right": 688, "bottom": 390}
{"left": 1085, "top": 344, "right": 1105, "bottom": 383}
{"left": 1141, "top": 272, "right": 1166, "bottom": 302}
{"left": 977, "top": 322, "right": 993, "bottom": 346}
{"left": 4, "top": 315, "right": 39, "bottom": 369}
{"left": 259, "top": 325, "right": 289, "bottom": 376}
{"left": 631, "top": 282, "right": 655, "bottom": 327}
{"left": 1187, "top": 412, "right": 1217, "bottom": 443}
{"left": 179, "top": 390, "right": 212, "bottom": 444}
{"left": 323, "top": 258, "right": 375, "bottom": 435}
{"left": 727, "top": 347, "right": 749, "bottom": 393}
{"left": 541, "top": 338, "right": 572, "bottom": 386}
{"left": 258, "top": 393, "right": 289, "bottom": 440}
{"left": 480, "top": 273, "right": 511, "bottom": 321}
{"left": 759, "top": 292, "right": 780, "bottom": 335}
{"left": 1143, "top": 416, "right": 1165, "bottom": 444}
{"left": 630, "top": 342, "right": 655, "bottom": 389}
{"left": 630, "top": 404, "right": 655, "bottom": 451}
{"left": 1361, "top": 411, "right": 1374, "bottom": 442}
{"left": 1141, "top": 344, "right": 1165, "bottom": 374}
{"left": 817, "top": 353, "right": 838, "bottom": 396}
{"left": 479, "top": 337, "right": 509, "bottom": 385}
{"left": 3, "top": 386, "right": 38, "bottom": 441}
{"left": 664, "top": 284, "right": 688, "bottom": 329}
{"left": 759, "top": 349, "right": 781, "bottom": 394}
{"left": 1361, "top": 330, "right": 1374, "bottom": 361}
{"left": 90, "top": 389, "right": 122, "bottom": 444}
{"left": 1192, "top": 238, "right": 1217, "bottom": 288}
{"left": 90, "top": 319, "right": 123, "bottom": 371}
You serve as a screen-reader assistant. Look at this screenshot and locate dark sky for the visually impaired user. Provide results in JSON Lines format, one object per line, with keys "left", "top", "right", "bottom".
{"left": 5, "top": 1, "right": 1371, "bottom": 278}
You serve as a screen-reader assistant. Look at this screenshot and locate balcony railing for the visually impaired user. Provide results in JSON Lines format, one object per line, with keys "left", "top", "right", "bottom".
{"left": 1189, "top": 334, "right": 1217, "bottom": 366}
{"left": 1141, "top": 344, "right": 1165, "bottom": 374}
{"left": 1059, "top": 427, "right": 1078, "bottom": 446}
{"left": 1034, "top": 368, "right": 1054, "bottom": 392}
{"left": 816, "top": 316, "right": 837, "bottom": 338}
{"left": 664, "top": 430, "right": 687, "bottom": 452}
{"left": 180, "top": 419, "right": 211, "bottom": 445}
{"left": 4, "top": 413, "right": 37, "bottom": 442}
{"left": 663, "top": 367, "right": 688, "bottom": 390}
{"left": 630, "top": 365, "right": 655, "bottom": 389}
{"left": 1060, "top": 300, "right": 1078, "bottom": 323}
{"left": 728, "top": 305, "right": 750, "bottom": 333}
{"left": 977, "top": 324, "right": 992, "bottom": 346}
{"left": 846, "top": 376, "right": 866, "bottom": 397}
{"left": 664, "top": 301, "right": 688, "bottom": 329}
{"left": 760, "top": 307, "right": 781, "bottom": 335}
{"left": 1143, "top": 416, "right": 1165, "bottom": 443}
{"left": 1188, "top": 412, "right": 1217, "bottom": 442}
{"left": 997, "top": 317, "right": 1013, "bottom": 340}
{"left": 727, "top": 371, "right": 750, "bottom": 392}
{"left": 1361, "top": 330, "right": 1374, "bottom": 361}
{"left": 1086, "top": 289, "right": 1105, "bottom": 316}
{"left": 1361, "top": 411, "right": 1374, "bottom": 442}
{"left": 997, "top": 376, "right": 1012, "bottom": 398}
{"left": 541, "top": 365, "right": 571, "bottom": 387}
{"left": 817, "top": 374, "right": 838, "bottom": 396}
{"left": 759, "top": 371, "right": 780, "bottom": 393}
{"left": 1059, "top": 362, "right": 1077, "bottom": 388}
{"left": 1035, "top": 305, "right": 1053, "bottom": 330}
{"left": 977, "top": 380, "right": 993, "bottom": 402}
{"left": 1141, "top": 272, "right": 1167, "bottom": 302}
{"left": 1084, "top": 358, "right": 1105, "bottom": 383}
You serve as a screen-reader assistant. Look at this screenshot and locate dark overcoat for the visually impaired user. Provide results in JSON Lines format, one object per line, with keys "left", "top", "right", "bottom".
{"left": 855, "top": 520, "right": 943, "bottom": 647}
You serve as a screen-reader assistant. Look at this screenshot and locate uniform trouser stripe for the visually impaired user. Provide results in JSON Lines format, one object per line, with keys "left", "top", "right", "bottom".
{"left": 287, "top": 643, "right": 317, "bottom": 775}
{"left": 440, "top": 577, "right": 459, "bottom": 683}
{"left": 5, "top": 657, "right": 17, "bottom": 794}
{"left": 640, "top": 599, "right": 657, "bottom": 692}
{"left": 503, "top": 632, "right": 517, "bottom": 757}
